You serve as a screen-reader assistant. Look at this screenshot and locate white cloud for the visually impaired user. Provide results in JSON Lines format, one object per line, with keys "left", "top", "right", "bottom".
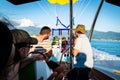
{"left": 11, "top": 18, "right": 35, "bottom": 28}
{"left": 37, "top": 23, "right": 54, "bottom": 28}
{"left": 9, "top": 18, "right": 67, "bottom": 29}
{"left": 11, "top": 18, "right": 53, "bottom": 28}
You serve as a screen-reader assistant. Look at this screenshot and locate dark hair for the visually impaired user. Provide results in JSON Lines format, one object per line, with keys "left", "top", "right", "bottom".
{"left": 0, "top": 21, "right": 13, "bottom": 72}
{"left": 40, "top": 26, "right": 51, "bottom": 34}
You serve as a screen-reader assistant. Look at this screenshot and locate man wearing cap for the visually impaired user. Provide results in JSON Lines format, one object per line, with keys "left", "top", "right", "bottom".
{"left": 5, "top": 29, "right": 43, "bottom": 80}
{"left": 65, "top": 24, "right": 93, "bottom": 80}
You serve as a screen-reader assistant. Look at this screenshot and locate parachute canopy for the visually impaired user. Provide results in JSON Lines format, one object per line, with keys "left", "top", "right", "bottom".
{"left": 48, "top": 0, "right": 78, "bottom": 5}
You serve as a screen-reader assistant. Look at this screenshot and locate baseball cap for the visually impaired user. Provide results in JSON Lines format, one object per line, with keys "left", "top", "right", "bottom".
{"left": 11, "top": 29, "right": 38, "bottom": 47}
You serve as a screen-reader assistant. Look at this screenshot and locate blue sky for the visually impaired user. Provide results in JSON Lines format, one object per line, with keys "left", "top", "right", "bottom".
{"left": 0, "top": 0, "right": 120, "bottom": 32}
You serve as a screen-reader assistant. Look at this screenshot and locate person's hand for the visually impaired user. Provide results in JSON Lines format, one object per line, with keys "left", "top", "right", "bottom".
{"left": 54, "top": 66, "right": 65, "bottom": 74}
{"left": 44, "top": 55, "right": 49, "bottom": 62}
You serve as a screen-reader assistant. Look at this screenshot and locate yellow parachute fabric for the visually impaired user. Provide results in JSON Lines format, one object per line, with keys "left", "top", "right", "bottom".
{"left": 48, "top": 0, "right": 78, "bottom": 5}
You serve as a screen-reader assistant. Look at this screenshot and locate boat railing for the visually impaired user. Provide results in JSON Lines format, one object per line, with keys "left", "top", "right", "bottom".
{"left": 90, "top": 67, "right": 115, "bottom": 80}
{"left": 59, "top": 46, "right": 70, "bottom": 64}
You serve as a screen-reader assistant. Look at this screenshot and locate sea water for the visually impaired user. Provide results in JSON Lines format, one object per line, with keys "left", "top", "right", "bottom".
{"left": 91, "top": 39, "right": 120, "bottom": 57}
{"left": 91, "top": 40, "right": 120, "bottom": 61}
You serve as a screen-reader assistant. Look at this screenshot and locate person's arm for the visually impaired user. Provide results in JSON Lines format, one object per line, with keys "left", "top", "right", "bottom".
{"left": 73, "top": 38, "right": 82, "bottom": 56}
{"left": 20, "top": 55, "right": 44, "bottom": 69}
{"left": 45, "top": 49, "right": 52, "bottom": 59}
{"left": 73, "top": 48, "right": 79, "bottom": 56}
{"left": 46, "top": 39, "right": 53, "bottom": 58}
{"left": 20, "top": 57, "right": 33, "bottom": 69}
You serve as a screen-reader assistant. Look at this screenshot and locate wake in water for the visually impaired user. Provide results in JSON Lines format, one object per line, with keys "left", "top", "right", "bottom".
{"left": 93, "top": 47, "right": 120, "bottom": 72}
{"left": 92, "top": 47, "right": 120, "bottom": 61}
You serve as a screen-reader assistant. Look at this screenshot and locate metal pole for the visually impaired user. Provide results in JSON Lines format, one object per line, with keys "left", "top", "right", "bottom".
{"left": 89, "top": 0, "right": 104, "bottom": 42}
{"left": 69, "top": 0, "right": 73, "bottom": 70}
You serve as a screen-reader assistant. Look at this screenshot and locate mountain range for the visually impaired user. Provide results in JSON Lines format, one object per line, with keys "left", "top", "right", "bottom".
{"left": 86, "top": 30, "right": 120, "bottom": 40}
{"left": 19, "top": 26, "right": 120, "bottom": 40}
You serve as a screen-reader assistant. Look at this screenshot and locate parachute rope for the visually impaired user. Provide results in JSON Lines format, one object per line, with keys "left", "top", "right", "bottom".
{"left": 37, "top": 2, "right": 55, "bottom": 22}
{"left": 75, "top": 0, "right": 92, "bottom": 23}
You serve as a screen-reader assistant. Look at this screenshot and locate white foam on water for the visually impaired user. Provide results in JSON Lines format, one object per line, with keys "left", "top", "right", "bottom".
{"left": 92, "top": 47, "right": 120, "bottom": 61}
